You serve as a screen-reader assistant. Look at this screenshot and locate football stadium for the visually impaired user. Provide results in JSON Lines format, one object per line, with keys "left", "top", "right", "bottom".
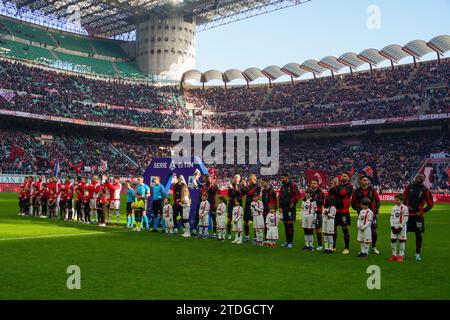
{"left": 0, "top": 0, "right": 449, "bottom": 305}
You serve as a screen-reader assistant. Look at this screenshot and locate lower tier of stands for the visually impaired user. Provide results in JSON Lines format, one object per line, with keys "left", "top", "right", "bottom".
{"left": 0, "top": 38, "right": 143, "bottom": 78}
{"left": 1, "top": 124, "right": 448, "bottom": 192}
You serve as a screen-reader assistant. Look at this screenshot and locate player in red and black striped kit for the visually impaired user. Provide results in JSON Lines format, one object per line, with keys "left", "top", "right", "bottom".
{"left": 199, "top": 174, "right": 219, "bottom": 239}
{"left": 242, "top": 174, "right": 261, "bottom": 243}
{"left": 330, "top": 172, "right": 354, "bottom": 255}
{"left": 227, "top": 174, "right": 245, "bottom": 240}
{"left": 261, "top": 178, "right": 278, "bottom": 239}
{"left": 351, "top": 175, "right": 381, "bottom": 255}
{"left": 309, "top": 179, "right": 325, "bottom": 250}
{"left": 403, "top": 174, "right": 434, "bottom": 261}
{"left": 279, "top": 173, "right": 301, "bottom": 249}
{"left": 75, "top": 176, "right": 86, "bottom": 222}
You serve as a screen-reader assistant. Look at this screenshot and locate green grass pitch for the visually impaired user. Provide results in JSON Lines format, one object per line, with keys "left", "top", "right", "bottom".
{"left": 0, "top": 192, "right": 449, "bottom": 300}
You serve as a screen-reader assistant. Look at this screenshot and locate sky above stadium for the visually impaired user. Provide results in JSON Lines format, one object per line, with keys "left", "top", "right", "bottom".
{"left": 196, "top": 0, "right": 450, "bottom": 79}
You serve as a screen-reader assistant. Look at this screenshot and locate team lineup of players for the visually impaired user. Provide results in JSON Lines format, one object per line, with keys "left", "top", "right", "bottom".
{"left": 17, "top": 171, "right": 434, "bottom": 261}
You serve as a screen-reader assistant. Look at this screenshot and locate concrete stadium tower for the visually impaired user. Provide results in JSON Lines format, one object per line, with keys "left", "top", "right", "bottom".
{"left": 136, "top": 16, "right": 196, "bottom": 81}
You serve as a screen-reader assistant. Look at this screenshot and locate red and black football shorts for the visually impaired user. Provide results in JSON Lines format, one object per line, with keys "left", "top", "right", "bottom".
{"left": 407, "top": 215, "right": 425, "bottom": 233}
{"left": 335, "top": 213, "right": 351, "bottom": 227}
{"left": 280, "top": 205, "right": 295, "bottom": 222}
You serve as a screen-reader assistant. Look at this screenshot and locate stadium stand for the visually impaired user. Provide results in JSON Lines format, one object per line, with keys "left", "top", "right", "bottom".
{"left": 115, "top": 61, "right": 146, "bottom": 78}
{"left": 51, "top": 32, "right": 93, "bottom": 54}
{"left": 0, "top": 15, "right": 141, "bottom": 78}
{"left": 0, "top": 57, "right": 448, "bottom": 130}
{"left": 1, "top": 126, "right": 448, "bottom": 192}
{"left": 0, "top": 21, "right": 448, "bottom": 192}
{"left": 0, "top": 59, "right": 183, "bottom": 110}
{"left": 0, "top": 38, "right": 54, "bottom": 62}
{"left": 0, "top": 127, "right": 143, "bottom": 176}
{"left": 2, "top": 17, "right": 56, "bottom": 46}
{"left": 193, "top": 59, "right": 449, "bottom": 129}
{"left": 91, "top": 38, "right": 127, "bottom": 58}
{"left": 53, "top": 51, "right": 116, "bottom": 76}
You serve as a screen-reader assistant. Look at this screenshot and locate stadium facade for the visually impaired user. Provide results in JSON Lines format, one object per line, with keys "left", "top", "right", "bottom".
{"left": 0, "top": 0, "right": 312, "bottom": 80}
{"left": 0, "top": 1, "right": 448, "bottom": 194}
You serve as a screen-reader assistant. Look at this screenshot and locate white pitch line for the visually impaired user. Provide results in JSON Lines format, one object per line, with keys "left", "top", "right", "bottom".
{"left": 0, "top": 230, "right": 127, "bottom": 242}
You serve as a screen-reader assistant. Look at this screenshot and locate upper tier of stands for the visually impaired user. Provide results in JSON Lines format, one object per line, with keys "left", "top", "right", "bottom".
{"left": 188, "top": 59, "right": 449, "bottom": 129}
{"left": 0, "top": 57, "right": 448, "bottom": 131}
{"left": 0, "top": 15, "right": 145, "bottom": 79}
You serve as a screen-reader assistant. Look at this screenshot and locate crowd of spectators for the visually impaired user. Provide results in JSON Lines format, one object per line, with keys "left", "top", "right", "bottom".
{"left": 207, "top": 131, "right": 449, "bottom": 191}
{"left": 251, "top": 95, "right": 423, "bottom": 128}
{"left": 0, "top": 128, "right": 141, "bottom": 176}
{"left": 202, "top": 113, "right": 253, "bottom": 129}
{"left": 1, "top": 58, "right": 448, "bottom": 130}
{"left": 0, "top": 93, "right": 190, "bottom": 129}
{"left": 1, "top": 127, "right": 448, "bottom": 191}
{"left": 0, "top": 57, "right": 449, "bottom": 192}
{"left": 188, "top": 59, "right": 449, "bottom": 129}
{"left": 111, "top": 140, "right": 172, "bottom": 172}
{"left": 185, "top": 86, "right": 268, "bottom": 112}
{"left": 0, "top": 59, "right": 185, "bottom": 111}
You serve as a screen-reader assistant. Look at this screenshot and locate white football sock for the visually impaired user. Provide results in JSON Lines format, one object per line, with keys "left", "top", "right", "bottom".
{"left": 399, "top": 242, "right": 406, "bottom": 256}
{"left": 391, "top": 242, "right": 397, "bottom": 256}
{"left": 364, "top": 243, "right": 370, "bottom": 254}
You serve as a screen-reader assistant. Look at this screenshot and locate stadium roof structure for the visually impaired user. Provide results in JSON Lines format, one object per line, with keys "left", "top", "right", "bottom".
{"left": 5, "top": 0, "right": 312, "bottom": 38}
{"left": 181, "top": 35, "right": 450, "bottom": 87}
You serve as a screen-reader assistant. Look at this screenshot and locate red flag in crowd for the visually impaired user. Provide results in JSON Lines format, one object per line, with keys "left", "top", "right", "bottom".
{"left": 305, "top": 169, "right": 329, "bottom": 188}
{"left": 348, "top": 166, "right": 356, "bottom": 177}
{"left": 9, "top": 145, "right": 25, "bottom": 161}
{"left": 35, "top": 156, "right": 49, "bottom": 164}
{"left": 127, "top": 164, "right": 137, "bottom": 174}
{"left": 68, "top": 160, "right": 84, "bottom": 173}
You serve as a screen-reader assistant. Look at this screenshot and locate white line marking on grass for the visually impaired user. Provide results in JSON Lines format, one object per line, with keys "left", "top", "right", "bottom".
{"left": 0, "top": 230, "right": 127, "bottom": 241}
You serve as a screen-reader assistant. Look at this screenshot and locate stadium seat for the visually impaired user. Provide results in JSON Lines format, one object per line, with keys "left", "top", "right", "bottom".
{"left": 2, "top": 18, "right": 56, "bottom": 46}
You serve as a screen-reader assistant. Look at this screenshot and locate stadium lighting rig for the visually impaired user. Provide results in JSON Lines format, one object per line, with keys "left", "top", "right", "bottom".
{"left": 0, "top": 0, "right": 312, "bottom": 80}
{"left": 5, "top": 0, "right": 312, "bottom": 37}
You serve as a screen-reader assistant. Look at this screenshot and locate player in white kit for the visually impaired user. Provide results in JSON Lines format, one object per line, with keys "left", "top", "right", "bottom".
{"left": 389, "top": 194, "right": 409, "bottom": 262}
{"left": 216, "top": 197, "right": 227, "bottom": 241}
{"left": 163, "top": 197, "right": 174, "bottom": 235}
{"left": 357, "top": 198, "right": 374, "bottom": 257}
{"left": 232, "top": 198, "right": 244, "bottom": 244}
{"left": 105, "top": 177, "right": 122, "bottom": 225}
{"left": 265, "top": 205, "right": 280, "bottom": 248}
{"left": 198, "top": 193, "right": 211, "bottom": 239}
{"left": 86, "top": 176, "right": 102, "bottom": 224}
{"left": 322, "top": 194, "right": 336, "bottom": 254}
{"left": 250, "top": 194, "right": 265, "bottom": 246}
{"left": 300, "top": 189, "right": 317, "bottom": 251}
{"left": 181, "top": 184, "right": 192, "bottom": 238}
